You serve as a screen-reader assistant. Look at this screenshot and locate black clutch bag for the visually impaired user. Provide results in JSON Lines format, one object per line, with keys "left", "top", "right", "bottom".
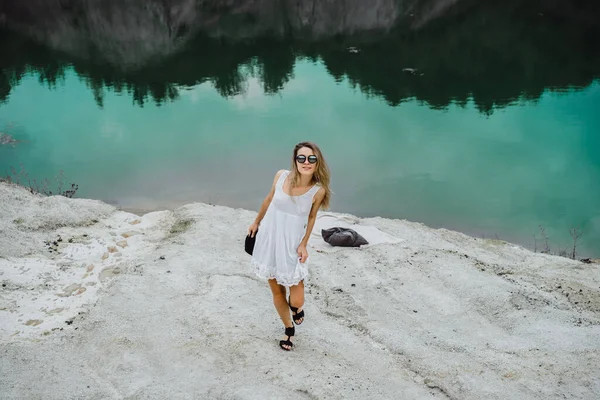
{"left": 245, "top": 230, "right": 257, "bottom": 255}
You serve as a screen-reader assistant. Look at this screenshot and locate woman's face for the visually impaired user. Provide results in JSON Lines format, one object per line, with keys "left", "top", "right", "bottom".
{"left": 295, "top": 146, "right": 317, "bottom": 177}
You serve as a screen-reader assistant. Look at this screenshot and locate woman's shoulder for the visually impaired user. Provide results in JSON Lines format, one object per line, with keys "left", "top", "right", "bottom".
{"left": 270, "top": 169, "right": 289, "bottom": 186}
{"left": 312, "top": 184, "right": 325, "bottom": 196}
{"left": 274, "top": 169, "right": 289, "bottom": 179}
{"left": 310, "top": 185, "right": 326, "bottom": 204}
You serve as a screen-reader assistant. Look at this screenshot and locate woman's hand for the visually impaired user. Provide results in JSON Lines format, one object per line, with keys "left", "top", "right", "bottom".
{"left": 248, "top": 222, "right": 259, "bottom": 238}
{"left": 297, "top": 243, "right": 308, "bottom": 264}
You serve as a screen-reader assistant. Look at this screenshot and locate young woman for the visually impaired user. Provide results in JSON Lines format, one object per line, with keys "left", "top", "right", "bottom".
{"left": 247, "top": 141, "right": 331, "bottom": 351}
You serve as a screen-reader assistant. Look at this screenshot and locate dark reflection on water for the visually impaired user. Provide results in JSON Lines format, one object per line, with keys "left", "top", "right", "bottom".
{"left": 1, "top": 0, "right": 599, "bottom": 114}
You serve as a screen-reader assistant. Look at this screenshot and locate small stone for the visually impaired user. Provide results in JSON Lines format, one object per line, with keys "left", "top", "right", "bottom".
{"left": 101, "top": 252, "right": 109, "bottom": 260}
{"left": 47, "top": 308, "right": 64, "bottom": 314}
{"left": 73, "top": 287, "right": 87, "bottom": 296}
{"left": 24, "top": 319, "right": 43, "bottom": 326}
{"left": 87, "top": 265, "right": 95, "bottom": 272}
{"left": 99, "top": 268, "right": 120, "bottom": 282}
{"left": 129, "top": 219, "right": 141, "bottom": 225}
{"left": 107, "top": 246, "right": 118, "bottom": 253}
{"left": 159, "top": 256, "right": 165, "bottom": 260}
{"left": 116, "top": 240, "right": 128, "bottom": 248}
{"left": 424, "top": 378, "right": 436, "bottom": 388}
{"left": 62, "top": 283, "right": 82, "bottom": 296}
{"left": 121, "top": 231, "right": 140, "bottom": 238}
{"left": 351, "top": 284, "right": 356, "bottom": 287}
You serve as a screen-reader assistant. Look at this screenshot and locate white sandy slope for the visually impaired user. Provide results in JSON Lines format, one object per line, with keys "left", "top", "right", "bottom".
{"left": 1, "top": 182, "right": 599, "bottom": 400}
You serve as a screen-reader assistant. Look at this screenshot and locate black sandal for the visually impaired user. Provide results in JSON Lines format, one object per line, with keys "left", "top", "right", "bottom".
{"left": 288, "top": 296, "right": 305, "bottom": 325}
{"left": 279, "top": 326, "right": 295, "bottom": 351}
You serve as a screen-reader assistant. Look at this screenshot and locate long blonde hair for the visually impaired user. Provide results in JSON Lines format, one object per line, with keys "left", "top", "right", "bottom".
{"left": 289, "top": 141, "right": 332, "bottom": 210}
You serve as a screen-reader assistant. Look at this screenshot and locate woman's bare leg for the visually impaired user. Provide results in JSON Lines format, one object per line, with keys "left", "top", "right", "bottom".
{"left": 289, "top": 280, "right": 305, "bottom": 324}
{"left": 268, "top": 279, "right": 294, "bottom": 349}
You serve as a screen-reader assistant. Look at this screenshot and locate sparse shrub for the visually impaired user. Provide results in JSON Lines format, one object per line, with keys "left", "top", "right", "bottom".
{"left": 2, "top": 163, "right": 79, "bottom": 198}
{"left": 558, "top": 248, "right": 568, "bottom": 258}
{"left": 169, "top": 218, "right": 194, "bottom": 235}
{"left": 538, "top": 225, "right": 550, "bottom": 254}
{"left": 569, "top": 227, "right": 583, "bottom": 260}
{"left": 533, "top": 225, "right": 587, "bottom": 262}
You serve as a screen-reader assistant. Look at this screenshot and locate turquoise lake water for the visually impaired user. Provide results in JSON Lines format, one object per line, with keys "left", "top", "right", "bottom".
{"left": 1, "top": 0, "right": 600, "bottom": 259}
{"left": 1, "top": 58, "right": 599, "bottom": 258}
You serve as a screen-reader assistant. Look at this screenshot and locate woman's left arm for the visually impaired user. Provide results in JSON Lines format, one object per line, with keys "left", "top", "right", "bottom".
{"left": 297, "top": 188, "right": 326, "bottom": 263}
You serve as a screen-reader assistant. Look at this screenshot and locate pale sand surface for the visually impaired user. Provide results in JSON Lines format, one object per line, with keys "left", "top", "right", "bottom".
{"left": 1, "top": 182, "right": 599, "bottom": 399}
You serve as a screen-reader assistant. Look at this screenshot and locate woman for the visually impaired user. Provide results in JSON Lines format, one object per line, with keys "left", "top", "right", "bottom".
{"left": 248, "top": 141, "right": 331, "bottom": 351}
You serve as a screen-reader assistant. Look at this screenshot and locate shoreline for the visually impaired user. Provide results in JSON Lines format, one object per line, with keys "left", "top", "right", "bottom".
{"left": 114, "top": 201, "right": 598, "bottom": 261}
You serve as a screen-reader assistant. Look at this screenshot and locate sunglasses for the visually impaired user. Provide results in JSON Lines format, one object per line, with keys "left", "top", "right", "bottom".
{"left": 296, "top": 155, "right": 318, "bottom": 164}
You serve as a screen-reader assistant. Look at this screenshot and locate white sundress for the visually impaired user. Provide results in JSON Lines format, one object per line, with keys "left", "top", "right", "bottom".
{"left": 251, "top": 170, "right": 321, "bottom": 287}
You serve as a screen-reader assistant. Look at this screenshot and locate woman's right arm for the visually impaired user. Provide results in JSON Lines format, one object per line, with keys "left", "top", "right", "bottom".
{"left": 248, "top": 169, "right": 285, "bottom": 237}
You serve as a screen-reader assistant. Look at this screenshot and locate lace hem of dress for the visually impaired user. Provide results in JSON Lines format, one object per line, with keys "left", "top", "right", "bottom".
{"left": 250, "top": 258, "right": 308, "bottom": 287}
